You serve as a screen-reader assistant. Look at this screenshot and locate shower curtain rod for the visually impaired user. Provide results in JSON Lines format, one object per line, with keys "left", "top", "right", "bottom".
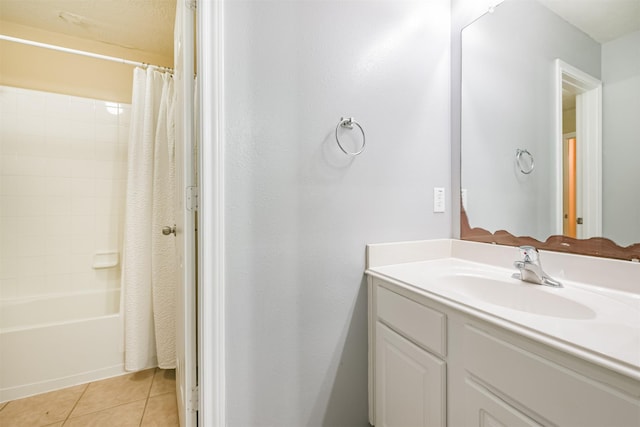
{"left": 0, "top": 34, "right": 173, "bottom": 73}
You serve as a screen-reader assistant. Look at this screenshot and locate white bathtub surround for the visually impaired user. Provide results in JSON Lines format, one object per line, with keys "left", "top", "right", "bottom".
{"left": 366, "top": 239, "right": 640, "bottom": 378}
{"left": 122, "top": 68, "right": 177, "bottom": 371}
{"left": 0, "top": 290, "right": 124, "bottom": 402}
{"left": 0, "top": 85, "right": 128, "bottom": 300}
{"left": 0, "top": 86, "right": 129, "bottom": 401}
{"left": 0, "top": 289, "right": 119, "bottom": 330}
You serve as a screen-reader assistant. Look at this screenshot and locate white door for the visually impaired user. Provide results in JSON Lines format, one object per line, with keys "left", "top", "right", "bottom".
{"left": 375, "top": 323, "right": 446, "bottom": 427}
{"left": 174, "top": 1, "right": 198, "bottom": 425}
{"left": 463, "top": 378, "right": 542, "bottom": 427}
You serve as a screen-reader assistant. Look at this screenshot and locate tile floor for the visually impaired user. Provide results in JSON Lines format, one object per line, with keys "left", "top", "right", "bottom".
{"left": 0, "top": 368, "right": 179, "bottom": 427}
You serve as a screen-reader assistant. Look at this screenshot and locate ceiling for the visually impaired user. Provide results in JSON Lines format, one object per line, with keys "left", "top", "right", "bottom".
{"left": 0, "top": 0, "right": 637, "bottom": 59}
{"left": 537, "top": 0, "right": 640, "bottom": 43}
{"left": 0, "top": 0, "right": 176, "bottom": 59}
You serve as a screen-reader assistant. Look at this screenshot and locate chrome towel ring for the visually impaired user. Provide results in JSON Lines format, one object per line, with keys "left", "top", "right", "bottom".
{"left": 516, "top": 148, "right": 534, "bottom": 174}
{"left": 335, "top": 117, "right": 366, "bottom": 156}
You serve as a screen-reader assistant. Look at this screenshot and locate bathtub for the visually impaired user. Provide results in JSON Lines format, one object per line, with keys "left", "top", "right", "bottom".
{"left": 0, "top": 289, "right": 127, "bottom": 402}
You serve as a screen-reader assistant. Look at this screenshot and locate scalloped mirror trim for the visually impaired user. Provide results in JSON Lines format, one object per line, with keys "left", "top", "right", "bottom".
{"left": 461, "top": 207, "right": 640, "bottom": 261}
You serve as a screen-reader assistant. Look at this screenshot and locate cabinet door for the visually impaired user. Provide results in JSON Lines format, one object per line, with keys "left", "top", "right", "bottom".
{"left": 464, "top": 325, "right": 640, "bottom": 426}
{"left": 376, "top": 322, "right": 446, "bottom": 427}
{"left": 463, "top": 378, "right": 543, "bottom": 427}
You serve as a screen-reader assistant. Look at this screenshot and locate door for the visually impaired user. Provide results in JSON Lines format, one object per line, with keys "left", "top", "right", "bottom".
{"left": 174, "top": 1, "right": 198, "bottom": 425}
{"left": 375, "top": 323, "right": 446, "bottom": 427}
{"left": 463, "top": 378, "right": 542, "bottom": 427}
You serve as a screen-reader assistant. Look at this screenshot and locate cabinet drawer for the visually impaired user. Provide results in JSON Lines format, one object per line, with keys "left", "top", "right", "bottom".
{"left": 464, "top": 325, "right": 640, "bottom": 426}
{"left": 377, "top": 285, "right": 446, "bottom": 357}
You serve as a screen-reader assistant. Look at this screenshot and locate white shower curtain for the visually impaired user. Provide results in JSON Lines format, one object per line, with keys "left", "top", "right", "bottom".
{"left": 122, "top": 67, "right": 177, "bottom": 371}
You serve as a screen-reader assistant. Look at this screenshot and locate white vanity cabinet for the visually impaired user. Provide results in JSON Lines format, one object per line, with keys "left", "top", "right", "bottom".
{"left": 369, "top": 277, "right": 640, "bottom": 427}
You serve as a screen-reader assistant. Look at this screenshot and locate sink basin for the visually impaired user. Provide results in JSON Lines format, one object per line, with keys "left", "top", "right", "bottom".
{"left": 437, "top": 273, "right": 596, "bottom": 319}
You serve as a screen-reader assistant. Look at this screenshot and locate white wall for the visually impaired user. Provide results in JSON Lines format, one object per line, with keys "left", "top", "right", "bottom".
{"left": 0, "top": 86, "right": 128, "bottom": 304}
{"left": 459, "top": 0, "right": 600, "bottom": 240}
{"left": 221, "top": 0, "right": 451, "bottom": 425}
{"left": 602, "top": 30, "right": 640, "bottom": 247}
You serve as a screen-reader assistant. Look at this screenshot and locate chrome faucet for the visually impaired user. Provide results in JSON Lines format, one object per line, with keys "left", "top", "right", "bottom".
{"left": 513, "top": 246, "right": 562, "bottom": 288}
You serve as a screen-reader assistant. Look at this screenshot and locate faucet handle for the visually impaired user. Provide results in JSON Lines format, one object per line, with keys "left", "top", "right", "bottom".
{"left": 518, "top": 245, "right": 539, "bottom": 262}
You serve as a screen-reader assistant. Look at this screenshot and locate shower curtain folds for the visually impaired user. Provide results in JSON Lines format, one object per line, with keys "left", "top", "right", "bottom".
{"left": 122, "top": 67, "right": 177, "bottom": 371}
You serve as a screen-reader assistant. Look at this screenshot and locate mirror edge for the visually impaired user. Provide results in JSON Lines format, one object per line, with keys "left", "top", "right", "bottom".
{"left": 452, "top": 0, "right": 508, "bottom": 241}
{"left": 455, "top": 0, "right": 640, "bottom": 262}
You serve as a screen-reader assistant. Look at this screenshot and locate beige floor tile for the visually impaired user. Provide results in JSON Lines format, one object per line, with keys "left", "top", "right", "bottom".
{"left": 0, "top": 384, "right": 86, "bottom": 427}
{"left": 70, "top": 369, "right": 154, "bottom": 418}
{"left": 141, "top": 392, "right": 179, "bottom": 427}
{"left": 63, "top": 399, "right": 146, "bottom": 427}
{"left": 150, "top": 368, "right": 176, "bottom": 397}
{"left": 42, "top": 423, "right": 64, "bottom": 427}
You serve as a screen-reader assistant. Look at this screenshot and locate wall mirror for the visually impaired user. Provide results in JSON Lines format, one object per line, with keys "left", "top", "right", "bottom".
{"left": 460, "top": 0, "right": 640, "bottom": 260}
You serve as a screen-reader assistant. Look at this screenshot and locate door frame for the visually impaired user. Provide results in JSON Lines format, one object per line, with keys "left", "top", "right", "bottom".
{"left": 174, "top": 0, "right": 197, "bottom": 425}
{"left": 198, "top": 0, "right": 226, "bottom": 425}
{"left": 554, "top": 59, "right": 602, "bottom": 238}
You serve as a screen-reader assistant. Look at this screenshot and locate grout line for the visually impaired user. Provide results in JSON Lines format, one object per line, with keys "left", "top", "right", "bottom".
{"left": 62, "top": 382, "right": 91, "bottom": 425}
{"left": 139, "top": 367, "right": 157, "bottom": 427}
{"left": 65, "top": 399, "right": 148, "bottom": 423}
{"left": 147, "top": 368, "right": 158, "bottom": 399}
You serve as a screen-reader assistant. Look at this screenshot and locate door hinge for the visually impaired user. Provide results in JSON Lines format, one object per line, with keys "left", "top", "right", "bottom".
{"left": 186, "top": 0, "right": 197, "bottom": 10}
{"left": 189, "top": 385, "right": 199, "bottom": 412}
{"left": 186, "top": 186, "right": 199, "bottom": 212}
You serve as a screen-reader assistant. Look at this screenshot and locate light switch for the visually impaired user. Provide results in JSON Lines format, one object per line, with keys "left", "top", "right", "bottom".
{"left": 434, "top": 187, "right": 445, "bottom": 213}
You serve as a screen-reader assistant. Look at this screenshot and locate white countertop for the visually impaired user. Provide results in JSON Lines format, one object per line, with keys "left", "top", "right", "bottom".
{"left": 366, "top": 239, "right": 640, "bottom": 381}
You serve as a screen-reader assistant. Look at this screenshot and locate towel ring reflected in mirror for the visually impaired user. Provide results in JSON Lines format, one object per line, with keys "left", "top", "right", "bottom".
{"left": 516, "top": 148, "right": 535, "bottom": 174}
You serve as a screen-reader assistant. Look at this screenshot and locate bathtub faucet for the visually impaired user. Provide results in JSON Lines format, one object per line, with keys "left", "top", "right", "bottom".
{"left": 513, "top": 246, "right": 562, "bottom": 288}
